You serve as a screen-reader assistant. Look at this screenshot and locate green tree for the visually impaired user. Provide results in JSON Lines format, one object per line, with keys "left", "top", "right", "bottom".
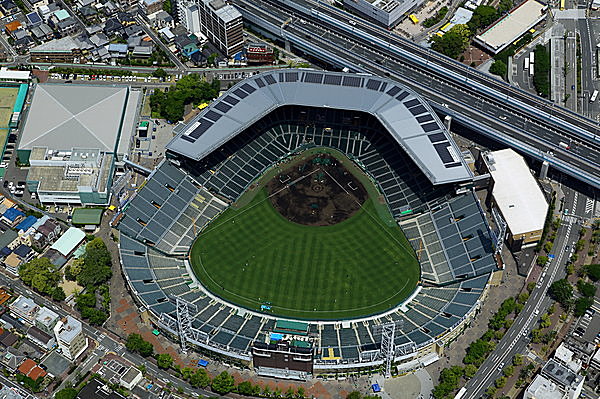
{"left": 577, "top": 279, "right": 597, "bottom": 297}
{"left": 574, "top": 297, "right": 594, "bottom": 316}
{"left": 156, "top": 353, "right": 173, "bottom": 369}
{"left": 586, "top": 264, "right": 600, "bottom": 281}
{"left": 548, "top": 279, "right": 573, "bottom": 308}
{"left": 19, "top": 257, "right": 62, "bottom": 295}
{"left": 55, "top": 388, "right": 78, "bottom": 399}
{"left": 152, "top": 68, "right": 168, "bottom": 79}
{"left": 52, "top": 286, "right": 67, "bottom": 302}
{"left": 495, "top": 376, "right": 507, "bottom": 388}
{"left": 163, "top": 0, "right": 172, "bottom": 13}
{"left": 212, "top": 371, "right": 235, "bottom": 394}
{"left": 190, "top": 368, "right": 210, "bottom": 388}
{"left": 431, "top": 24, "right": 471, "bottom": 59}
{"left": 489, "top": 60, "right": 508, "bottom": 78}
{"left": 533, "top": 44, "right": 551, "bottom": 97}
{"left": 536, "top": 255, "right": 549, "bottom": 266}
{"left": 464, "top": 364, "right": 478, "bottom": 379}
{"left": 468, "top": 5, "right": 498, "bottom": 32}
{"left": 77, "top": 238, "right": 112, "bottom": 288}
{"left": 237, "top": 381, "right": 254, "bottom": 395}
{"left": 126, "top": 333, "right": 154, "bottom": 357}
{"left": 503, "top": 365, "right": 514, "bottom": 377}
{"left": 513, "top": 353, "right": 523, "bottom": 366}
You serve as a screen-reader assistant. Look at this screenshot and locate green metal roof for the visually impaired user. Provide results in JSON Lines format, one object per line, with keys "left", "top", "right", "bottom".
{"left": 72, "top": 208, "right": 103, "bottom": 225}
{"left": 50, "top": 227, "right": 85, "bottom": 257}
{"left": 275, "top": 320, "right": 308, "bottom": 332}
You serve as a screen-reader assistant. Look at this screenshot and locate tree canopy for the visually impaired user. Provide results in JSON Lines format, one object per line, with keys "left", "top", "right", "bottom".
{"left": 156, "top": 353, "right": 173, "bottom": 369}
{"left": 468, "top": 6, "right": 498, "bottom": 32}
{"left": 586, "top": 264, "right": 600, "bottom": 281}
{"left": 55, "top": 388, "right": 78, "bottom": 399}
{"left": 126, "top": 333, "right": 155, "bottom": 358}
{"left": 150, "top": 75, "right": 221, "bottom": 122}
{"left": 77, "top": 238, "right": 112, "bottom": 288}
{"left": 489, "top": 60, "right": 507, "bottom": 78}
{"left": 431, "top": 24, "right": 471, "bottom": 59}
{"left": 548, "top": 279, "right": 573, "bottom": 308}
{"left": 211, "top": 371, "right": 235, "bottom": 395}
{"left": 19, "top": 257, "right": 62, "bottom": 296}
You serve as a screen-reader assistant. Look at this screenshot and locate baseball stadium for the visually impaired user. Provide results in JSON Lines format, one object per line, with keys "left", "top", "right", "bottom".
{"left": 116, "top": 69, "right": 498, "bottom": 378}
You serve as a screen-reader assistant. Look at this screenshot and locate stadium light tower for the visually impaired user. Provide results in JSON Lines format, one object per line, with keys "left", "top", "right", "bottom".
{"left": 372, "top": 320, "right": 403, "bottom": 378}
{"left": 175, "top": 297, "right": 197, "bottom": 354}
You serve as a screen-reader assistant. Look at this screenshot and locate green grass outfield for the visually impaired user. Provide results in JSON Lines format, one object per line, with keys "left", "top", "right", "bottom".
{"left": 190, "top": 189, "right": 420, "bottom": 320}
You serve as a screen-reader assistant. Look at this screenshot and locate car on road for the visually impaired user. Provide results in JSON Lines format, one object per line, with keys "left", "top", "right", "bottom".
{"left": 497, "top": 362, "right": 504, "bottom": 371}
{"left": 0, "top": 162, "right": 7, "bottom": 168}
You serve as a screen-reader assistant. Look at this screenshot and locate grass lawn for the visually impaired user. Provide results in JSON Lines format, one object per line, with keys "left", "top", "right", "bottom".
{"left": 190, "top": 189, "right": 420, "bottom": 320}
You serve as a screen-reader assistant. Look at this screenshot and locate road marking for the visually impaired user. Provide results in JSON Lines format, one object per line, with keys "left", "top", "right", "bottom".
{"left": 585, "top": 198, "right": 594, "bottom": 214}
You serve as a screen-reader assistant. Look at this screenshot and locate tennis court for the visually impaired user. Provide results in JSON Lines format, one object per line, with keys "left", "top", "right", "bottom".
{"left": 0, "top": 87, "right": 19, "bottom": 127}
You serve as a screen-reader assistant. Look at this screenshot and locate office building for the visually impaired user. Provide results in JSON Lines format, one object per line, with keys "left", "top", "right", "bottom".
{"left": 53, "top": 316, "right": 88, "bottom": 360}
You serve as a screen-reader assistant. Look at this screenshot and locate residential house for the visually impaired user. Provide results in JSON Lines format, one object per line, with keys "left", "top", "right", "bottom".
{"left": 42, "top": 248, "right": 67, "bottom": 267}
{"left": 89, "top": 32, "right": 109, "bottom": 47}
{"left": 123, "top": 24, "right": 143, "bottom": 38}
{"left": 56, "top": 17, "right": 78, "bottom": 35}
{"left": 13, "top": 30, "right": 35, "bottom": 52}
{"left": 140, "top": 0, "right": 162, "bottom": 15}
{"left": 132, "top": 45, "right": 151, "bottom": 58}
{"left": 97, "top": 0, "right": 118, "bottom": 16}
{"left": 27, "top": 326, "right": 55, "bottom": 350}
{"left": 85, "top": 24, "right": 102, "bottom": 35}
{"left": 174, "top": 34, "right": 198, "bottom": 57}
{"left": 17, "top": 358, "right": 47, "bottom": 382}
{"left": 34, "top": 307, "right": 59, "bottom": 335}
{"left": 103, "top": 17, "right": 123, "bottom": 36}
{"left": 149, "top": 10, "right": 173, "bottom": 29}
{"left": 9, "top": 295, "right": 39, "bottom": 325}
{"left": 0, "top": 347, "right": 25, "bottom": 372}
{"left": 108, "top": 43, "right": 128, "bottom": 58}
{"left": 158, "top": 27, "right": 174, "bottom": 43}
{"left": 0, "top": 1, "right": 18, "bottom": 16}
{"left": 89, "top": 46, "right": 110, "bottom": 61}
{"left": 76, "top": 0, "right": 95, "bottom": 8}
{"left": 16, "top": 216, "right": 37, "bottom": 234}
{"left": 4, "top": 21, "right": 22, "bottom": 38}
{"left": 26, "top": 11, "right": 43, "bottom": 27}
{"left": 30, "top": 0, "right": 49, "bottom": 9}
{"left": 0, "top": 329, "right": 18, "bottom": 348}
{"left": 3, "top": 252, "right": 22, "bottom": 276}
{"left": 117, "top": 11, "right": 136, "bottom": 26}
{"left": 0, "top": 229, "right": 18, "bottom": 253}
{"left": 80, "top": 5, "right": 97, "bottom": 20}
{"left": 1, "top": 208, "right": 25, "bottom": 228}
{"left": 30, "top": 23, "right": 53, "bottom": 41}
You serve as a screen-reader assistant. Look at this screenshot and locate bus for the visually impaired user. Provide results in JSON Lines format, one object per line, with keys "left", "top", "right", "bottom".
{"left": 590, "top": 90, "right": 598, "bottom": 102}
{"left": 560, "top": 0, "right": 565, "bottom": 10}
{"left": 455, "top": 388, "right": 467, "bottom": 399}
{"left": 524, "top": 58, "right": 530, "bottom": 70}
{"left": 409, "top": 14, "right": 419, "bottom": 24}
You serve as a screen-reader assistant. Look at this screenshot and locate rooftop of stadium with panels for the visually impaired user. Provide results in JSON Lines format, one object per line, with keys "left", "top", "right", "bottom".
{"left": 115, "top": 69, "right": 498, "bottom": 376}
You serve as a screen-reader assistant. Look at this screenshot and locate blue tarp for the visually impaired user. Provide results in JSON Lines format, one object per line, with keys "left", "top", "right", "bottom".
{"left": 372, "top": 384, "right": 381, "bottom": 393}
{"left": 270, "top": 333, "right": 283, "bottom": 341}
{"left": 197, "top": 359, "right": 208, "bottom": 367}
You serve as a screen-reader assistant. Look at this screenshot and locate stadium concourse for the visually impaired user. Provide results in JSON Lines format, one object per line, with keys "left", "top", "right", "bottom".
{"left": 115, "top": 69, "right": 498, "bottom": 375}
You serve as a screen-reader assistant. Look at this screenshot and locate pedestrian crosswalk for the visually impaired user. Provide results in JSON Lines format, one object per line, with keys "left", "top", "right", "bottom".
{"left": 585, "top": 198, "right": 594, "bottom": 214}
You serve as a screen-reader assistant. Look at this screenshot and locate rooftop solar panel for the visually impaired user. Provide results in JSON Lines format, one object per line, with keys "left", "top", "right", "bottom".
{"left": 342, "top": 76, "right": 362, "bottom": 87}
{"left": 408, "top": 105, "right": 427, "bottom": 115}
{"left": 417, "top": 115, "right": 434, "bottom": 123}
{"left": 421, "top": 122, "right": 439, "bottom": 132}
{"left": 222, "top": 95, "right": 239, "bottom": 105}
{"left": 366, "top": 79, "right": 381, "bottom": 90}
{"left": 304, "top": 72, "right": 323, "bottom": 84}
{"left": 214, "top": 101, "right": 232, "bottom": 113}
{"left": 396, "top": 91, "right": 409, "bottom": 102}
{"left": 427, "top": 133, "right": 447, "bottom": 143}
{"left": 433, "top": 143, "right": 454, "bottom": 163}
{"left": 264, "top": 74, "right": 277, "bottom": 85}
{"left": 386, "top": 86, "right": 401, "bottom": 96}
{"left": 403, "top": 98, "right": 421, "bottom": 108}
{"left": 204, "top": 110, "right": 222, "bottom": 122}
{"left": 254, "top": 77, "right": 265, "bottom": 87}
{"left": 181, "top": 135, "right": 195, "bottom": 143}
{"left": 323, "top": 74, "right": 342, "bottom": 85}
{"left": 189, "top": 119, "right": 213, "bottom": 139}
{"left": 233, "top": 88, "right": 248, "bottom": 99}
{"left": 241, "top": 83, "right": 256, "bottom": 93}
{"left": 285, "top": 72, "right": 299, "bottom": 82}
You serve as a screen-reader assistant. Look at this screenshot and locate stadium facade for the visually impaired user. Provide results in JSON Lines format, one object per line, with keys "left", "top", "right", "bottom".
{"left": 115, "top": 69, "right": 498, "bottom": 377}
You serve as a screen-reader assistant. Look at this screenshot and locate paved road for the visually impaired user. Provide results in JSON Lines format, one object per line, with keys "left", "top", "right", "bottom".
{"left": 0, "top": 272, "right": 215, "bottom": 398}
{"left": 134, "top": 15, "right": 187, "bottom": 71}
{"left": 463, "top": 185, "right": 592, "bottom": 397}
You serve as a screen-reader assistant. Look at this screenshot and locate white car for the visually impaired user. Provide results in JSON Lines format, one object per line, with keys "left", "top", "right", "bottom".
{"left": 0, "top": 162, "right": 7, "bottom": 168}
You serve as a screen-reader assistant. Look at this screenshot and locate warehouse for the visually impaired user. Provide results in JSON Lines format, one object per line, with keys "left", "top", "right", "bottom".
{"left": 481, "top": 148, "right": 548, "bottom": 251}
{"left": 17, "top": 84, "right": 140, "bottom": 205}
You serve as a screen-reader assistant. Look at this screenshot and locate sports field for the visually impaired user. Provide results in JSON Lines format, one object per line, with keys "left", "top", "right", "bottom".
{"left": 0, "top": 87, "right": 19, "bottom": 127}
{"left": 190, "top": 189, "right": 420, "bottom": 320}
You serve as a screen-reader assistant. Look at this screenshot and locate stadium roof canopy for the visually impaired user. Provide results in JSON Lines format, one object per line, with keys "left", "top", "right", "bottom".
{"left": 167, "top": 69, "right": 472, "bottom": 185}
{"left": 19, "top": 84, "right": 139, "bottom": 155}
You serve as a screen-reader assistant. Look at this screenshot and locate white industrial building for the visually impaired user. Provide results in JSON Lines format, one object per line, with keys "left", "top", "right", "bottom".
{"left": 342, "top": 0, "right": 425, "bottom": 28}
{"left": 481, "top": 148, "right": 548, "bottom": 251}
{"left": 524, "top": 359, "right": 584, "bottom": 399}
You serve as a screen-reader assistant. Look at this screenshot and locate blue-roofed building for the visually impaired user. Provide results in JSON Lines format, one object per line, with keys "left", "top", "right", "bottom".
{"left": 1, "top": 208, "right": 25, "bottom": 227}
{"left": 13, "top": 244, "right": 32, "bottom": 260}
{"left": 16, "top": 215, "right": 37, "bottom": 232}
{"left": 26, "top": 11, "right": 42, "bottom": 26}
{"left": 0, "top": 247, "right": 11, "bottom": 256}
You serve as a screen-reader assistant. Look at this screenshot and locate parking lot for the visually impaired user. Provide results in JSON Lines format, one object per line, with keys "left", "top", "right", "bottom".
{"left": 48, "top": 72, "right": 166, "bottom": 85}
